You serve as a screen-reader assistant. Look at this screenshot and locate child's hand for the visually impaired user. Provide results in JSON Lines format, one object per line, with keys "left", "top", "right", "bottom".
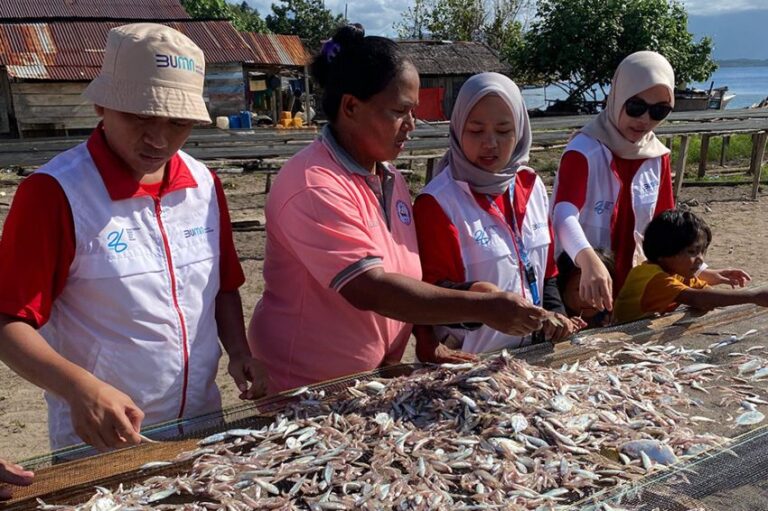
{"left": 543, "top": 313, "right": 586, "bottom": 343}
{"left": 704, "top": 268, "right": 751, "bottom": 288}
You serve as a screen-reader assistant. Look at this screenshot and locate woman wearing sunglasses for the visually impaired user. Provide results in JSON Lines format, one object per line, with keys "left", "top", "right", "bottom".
{"left": 551, "top": 51, "right": 676, "bottom": 314}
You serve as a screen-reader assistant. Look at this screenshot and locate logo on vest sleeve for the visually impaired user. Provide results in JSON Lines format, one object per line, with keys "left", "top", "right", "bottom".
{"left": 531, "top": 222, "right": 548, "bottom": 231}
{"left": 395, "top": 200, "right": 412, "bottom": 225}
{"left": 184, "top": 226, "right": 215, "bottom": 238}
{"left": 638, "top": 180, "right": 659, "bottom": 195}
{"left": 594, "top": 200, "right": 615, "bottom": 215}
{"left": 106, "top": 229, "right": 128, "bottom": 253}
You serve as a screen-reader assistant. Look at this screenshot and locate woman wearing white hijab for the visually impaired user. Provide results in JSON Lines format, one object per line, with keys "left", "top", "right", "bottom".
{"left": 413, "top": 72, "right": 585, "bottom": 358}
{"left": 551, "top": 51, "right": 677, "bottom": 315}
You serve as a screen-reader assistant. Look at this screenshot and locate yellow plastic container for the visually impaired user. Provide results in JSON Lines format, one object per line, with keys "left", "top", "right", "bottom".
{"left": 281, "top": 111, "right": 292, "bottom": 120}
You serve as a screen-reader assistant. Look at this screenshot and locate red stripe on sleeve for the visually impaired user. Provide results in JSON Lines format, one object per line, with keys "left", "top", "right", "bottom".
{"left": 211, "top": 171, "right": 245, "bottom": 291}
{"left": 413, "top": 194, "right": 466, "bottom": 285}
{"left": 654, "top": 153, "right": 675, "bottom": 215}
{"left": 553, "top": 151, "right": 589, "bottom": 210}
{"left": 0, "top": 174, "right": 74, "bottom": 327}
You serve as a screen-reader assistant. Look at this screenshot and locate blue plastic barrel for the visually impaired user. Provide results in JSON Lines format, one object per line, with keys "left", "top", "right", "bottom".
{"left": 239, "top": 111, "right": 252, "bottom": 129}
{"left": 228, "top": 114, "right": 241, "bottom": 129}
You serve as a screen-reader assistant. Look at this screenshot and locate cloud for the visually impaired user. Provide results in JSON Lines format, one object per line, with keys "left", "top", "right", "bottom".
{"left": 245, "top": 0, "right": 409, "bottom": 36}
{"left": 682, "top": 0, "right": 768, "bottom": 16}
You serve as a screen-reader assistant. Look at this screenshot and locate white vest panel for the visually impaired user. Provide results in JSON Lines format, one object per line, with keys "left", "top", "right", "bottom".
{"left": 553, "top": 133, "right": 663, "bottom": 265}
{"left": 422, "top": 168, "right": 551, "bottom": 354}
{"left": 38, "top": 144, "right": 223, "bottom": 449}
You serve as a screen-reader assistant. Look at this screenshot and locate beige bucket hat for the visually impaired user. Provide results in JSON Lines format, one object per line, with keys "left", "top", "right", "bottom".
{"left": 84, "top": 23, "right": 211, "bottom": 123}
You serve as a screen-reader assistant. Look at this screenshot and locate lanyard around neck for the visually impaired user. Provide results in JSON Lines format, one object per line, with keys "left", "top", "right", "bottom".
{"left": 486, "top": 192, "right": 541, "bottom": 306}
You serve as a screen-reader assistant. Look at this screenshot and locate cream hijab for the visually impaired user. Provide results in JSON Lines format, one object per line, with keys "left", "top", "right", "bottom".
{"left": 436, "top": 72, "right": 532, "bottom": 195}
{"left": 581, "top": 51, "right": 675, "bottom": 160}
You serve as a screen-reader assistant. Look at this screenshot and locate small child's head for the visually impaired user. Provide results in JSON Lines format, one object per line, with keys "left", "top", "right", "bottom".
{"left": 643, "top": 209, "right": 712, "bottom": 279}
{"left": 557, "top": 249, "right": 615, "bottom": 325}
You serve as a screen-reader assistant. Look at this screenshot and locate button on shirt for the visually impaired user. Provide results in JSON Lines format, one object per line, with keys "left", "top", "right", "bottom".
{"left": 248, "top": 127, "right": 421, "bottom": 393}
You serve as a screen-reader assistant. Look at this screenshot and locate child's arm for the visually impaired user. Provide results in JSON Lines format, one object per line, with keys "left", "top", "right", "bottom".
{"left": 677, "top": 286, "right": 768, "bottom": 310}
{"left": 699, "top": 268, "right": 751, "bottom": 288}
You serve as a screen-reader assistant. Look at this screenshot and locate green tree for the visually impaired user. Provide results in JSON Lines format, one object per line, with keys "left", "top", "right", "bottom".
{"left": 266, "top": 0, "right": 344, "bottom": 50}
{"left": 180, "top": 0, "right": 268, "bottom": 32}
{"left": 519, "top": 0, "right": 716, "bottom": 104}
{"left": 395, "top": 0, "right": 526, "bottom": 77}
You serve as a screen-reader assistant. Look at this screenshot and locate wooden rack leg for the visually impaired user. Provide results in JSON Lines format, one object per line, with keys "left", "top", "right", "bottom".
{"left": 697, "top": 134, "right": 710, "bottom": 178}
{"left": 720, "top": 135, "right": 730, "bottom": 166}
{"left": 673, "top": 135, "right": 690, "bottom": 200}
{"left": 751, "top": 131, "right": 768, "bottom": 200}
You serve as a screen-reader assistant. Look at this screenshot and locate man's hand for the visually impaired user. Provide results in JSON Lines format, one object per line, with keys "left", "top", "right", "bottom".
{"left": 65, "top": 377, "right": 144, "bottom": 451}
{"left": 228, "top": 354, "right": 268, "bottom": 400}
{"left": 0, "top": 458, "right": 33, "bottom": 500}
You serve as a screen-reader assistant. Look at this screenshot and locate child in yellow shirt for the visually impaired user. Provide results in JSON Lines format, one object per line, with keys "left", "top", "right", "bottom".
{"left": 615, "top": 209, "right": 763, "bottom": 323}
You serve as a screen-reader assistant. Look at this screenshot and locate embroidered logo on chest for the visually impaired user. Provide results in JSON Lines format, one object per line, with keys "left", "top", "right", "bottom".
{"left": 473, "top": 229, "right": 491, "bottom": 247}
{"left": 184, "top": 226, "right": 214, "bottom": 238}
{"left": 105, "top": 228, "right": 141, "bottom": 253}
{"left": 396, "top": 200, "right": 412, "bottom": 225}
{"left": 594, "top": 200, "right": 615, "bottom": 215}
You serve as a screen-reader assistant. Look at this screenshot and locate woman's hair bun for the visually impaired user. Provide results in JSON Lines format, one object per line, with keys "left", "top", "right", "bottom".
{"left": 333, "top": 23, "right": 365, "bottom": 48}
{"left": 310, "top": 22, "right": 410, "bottom": 123}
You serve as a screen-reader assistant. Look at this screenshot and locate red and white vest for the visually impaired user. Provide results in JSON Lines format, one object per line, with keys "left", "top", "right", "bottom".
{"left": 553, "top": 133, "right": 663, "bottom": 265}
{"left": 421, "top": 167, "right": 551, "bottom": 354}
{"left": 38, "top": 143, "right": 222, "bottom": 449}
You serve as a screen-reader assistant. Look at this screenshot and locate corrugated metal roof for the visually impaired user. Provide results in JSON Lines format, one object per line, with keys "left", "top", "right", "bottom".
{"left": 0, "top": 21, "right": 257, "bottom": 80}
{"left": 0, "top": 0, "right": 190, "bottom": 20}
{"left": 242, "top": 33, "right": 311, "bottom": 67}
{"left": 398, "top": 40, "right": 510, "bottom": 76}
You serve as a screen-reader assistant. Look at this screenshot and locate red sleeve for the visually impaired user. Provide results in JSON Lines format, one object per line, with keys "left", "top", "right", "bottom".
{"left": 654, "top": 153, "right": 675, "bottom": 215}
{"left": 0, "top": 174, "right": 74, "bottom": 328}
{"left": 413, "top": 194, "right": 465, "bottom": 285}
{"left": 553, "top": 150, "right": 589, "bottom": 210}
{"left": 211, "top": 172, "right": 245, "bottom": 291}
{"left": 545, "top": 223, "right": 558, "bottom": 278}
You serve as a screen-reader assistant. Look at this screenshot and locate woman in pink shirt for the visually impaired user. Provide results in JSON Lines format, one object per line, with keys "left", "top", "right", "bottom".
{"left": 248, "top": 24, "right": 549, "bottom": 393}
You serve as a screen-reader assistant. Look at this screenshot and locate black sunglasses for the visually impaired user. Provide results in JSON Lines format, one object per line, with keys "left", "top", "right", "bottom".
{"left": 624, "top": 97, "right": 673, "bottom": 121}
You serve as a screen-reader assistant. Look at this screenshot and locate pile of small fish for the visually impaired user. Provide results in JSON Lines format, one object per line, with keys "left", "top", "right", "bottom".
{"left": 39, "top": 340, "right": 740, "bottom": 511}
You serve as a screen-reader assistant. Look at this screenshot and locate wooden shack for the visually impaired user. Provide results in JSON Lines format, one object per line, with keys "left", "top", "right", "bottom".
{"left": 0, "top": 0, "right": 256, "bottom": 137}
{"left": 398, "top": 40, "right": 511, "bottom": 121}
{"left": 240, "top": 33, "right": 312, "bottom": 125}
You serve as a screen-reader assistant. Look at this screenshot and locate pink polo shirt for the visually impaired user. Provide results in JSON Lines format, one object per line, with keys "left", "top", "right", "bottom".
{"left": 248, "top": 128, "right": 421, "bottom": 393}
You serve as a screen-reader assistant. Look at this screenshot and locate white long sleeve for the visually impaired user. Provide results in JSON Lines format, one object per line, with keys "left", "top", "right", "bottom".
{"left": 552, "top": 201, "right": 592, "bottom": 261}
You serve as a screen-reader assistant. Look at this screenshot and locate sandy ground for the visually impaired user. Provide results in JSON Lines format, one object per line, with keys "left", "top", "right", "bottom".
{"left": 0, "top": 163, "right": 767, "bottom": 463}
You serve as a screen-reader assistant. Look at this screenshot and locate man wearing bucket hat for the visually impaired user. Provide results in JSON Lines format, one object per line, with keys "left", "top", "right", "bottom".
{"left": 0, "top": 23, "right": 266, "bottom": 452}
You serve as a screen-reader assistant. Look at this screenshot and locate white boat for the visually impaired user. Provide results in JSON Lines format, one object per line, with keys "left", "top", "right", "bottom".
{"left": 674, "top": 83, "right": 735, "bottom": 111}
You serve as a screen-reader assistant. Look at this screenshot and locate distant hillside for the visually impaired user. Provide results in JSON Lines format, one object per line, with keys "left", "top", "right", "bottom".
{"left": 717, "top": 59, "right": 768, "bottom": 68}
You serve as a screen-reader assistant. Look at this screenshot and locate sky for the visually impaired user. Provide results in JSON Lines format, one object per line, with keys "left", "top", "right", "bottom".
{"left": 246, "top": 0, "right": 768, "bottom": 59}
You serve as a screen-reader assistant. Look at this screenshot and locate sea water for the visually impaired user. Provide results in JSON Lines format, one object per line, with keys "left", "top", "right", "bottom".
{"left": 522, "top": 66, "right": 768, "bottom": 110}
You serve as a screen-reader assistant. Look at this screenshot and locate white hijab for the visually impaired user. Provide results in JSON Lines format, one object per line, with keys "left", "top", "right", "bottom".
{"left": 436, "top": 72, "right": 532, "bottom": 195}
{"left": 581, "top": 51, "right": 675, "bottom": 160}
